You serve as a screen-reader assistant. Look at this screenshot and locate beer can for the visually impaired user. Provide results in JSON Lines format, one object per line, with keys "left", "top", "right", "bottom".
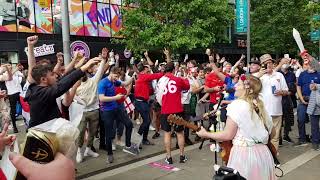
{"left": 15, "top": 129, "right": 59, "bottom": 180}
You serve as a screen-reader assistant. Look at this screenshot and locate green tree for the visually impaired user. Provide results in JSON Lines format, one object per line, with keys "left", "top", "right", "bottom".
{"left": 117, "top": 0, "right": 234, "bottom": 54}
{"left": 251, "top": 0, "right": 312, "bottom": 56}
{"left": 306, "top": 1, "right": 320, "bottom": 30}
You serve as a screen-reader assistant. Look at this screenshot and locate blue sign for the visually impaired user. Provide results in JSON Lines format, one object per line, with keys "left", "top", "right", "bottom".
{"left": 236, "top": 0, "right": 248, "bottom": 33}
{"left": 311, "top": 30, "right": 320, "bottom": 41}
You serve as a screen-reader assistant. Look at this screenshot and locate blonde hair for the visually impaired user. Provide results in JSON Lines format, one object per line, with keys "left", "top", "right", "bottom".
{"left": 238, "top": 75, "right": 268, "bottom": 129}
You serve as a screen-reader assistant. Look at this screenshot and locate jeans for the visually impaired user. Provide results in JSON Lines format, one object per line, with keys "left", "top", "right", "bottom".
{"left": 297, "top": 103, "right": 308, "bottom": 142}
{"left": 310, "top": 115, "right": 320, "bottom": 144}
{"left": 112, "top": 107, "right": 125, "bottom": 139}
{"left": 101, "top": 108, "right": 133, "bottom": 155}
{"left": 135, "top": 100, "right": 151, "bottom": 141}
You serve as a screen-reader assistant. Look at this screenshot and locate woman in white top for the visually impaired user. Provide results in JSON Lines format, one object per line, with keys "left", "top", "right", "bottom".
{"left": 196, "top": 74, "right": 275, "bottom": 180}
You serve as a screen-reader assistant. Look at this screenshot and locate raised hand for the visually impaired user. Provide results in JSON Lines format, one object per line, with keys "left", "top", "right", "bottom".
{"left": 101, "top": 48, "right": 109, "bottom": 59}
{"left": 163, "top": 48, "right": 170, "bottom": 56}
{"left": 0, "top": 123, "right": 16, "bottom": 152}
{"left": 80, "top": 57, "right": 100, "bottom": 72}
{"left": 144, "top": 51, "right": 149, "bottom": 57}
{"left": 27, "top": 35, "right": 38, "bottom": 46}
{"left": 56, "top": 52, "right": 64, "bottom": 63}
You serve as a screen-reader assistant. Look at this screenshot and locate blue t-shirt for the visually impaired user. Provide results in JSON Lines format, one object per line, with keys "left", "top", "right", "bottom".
{"left": 298, "top": 71, "right": 320, "bottom": 96}
{"left": 98, "top": 77, "right": 122, "bottom": 111}
{"left": 224, "top": 76, "right": 236, "bottom": 101}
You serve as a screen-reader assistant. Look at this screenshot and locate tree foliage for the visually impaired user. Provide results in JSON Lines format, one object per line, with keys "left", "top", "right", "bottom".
{"left": 117, "top": 0, "right": 234, "bottom": 54}
{"left": 251, "top": 0, "right": 313, "bottom": 55}
{"left": 305, "top": 1, "right": 320, "bottom": 30}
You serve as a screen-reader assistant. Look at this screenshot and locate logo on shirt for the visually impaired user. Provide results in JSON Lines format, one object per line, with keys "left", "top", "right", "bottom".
{"left": 70, "top": 41, "right": 90, "bottom": 59}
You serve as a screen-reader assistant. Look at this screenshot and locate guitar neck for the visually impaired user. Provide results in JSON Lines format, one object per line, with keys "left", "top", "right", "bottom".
{"left": 183, "top": 121, "right": 200, "bottom": 132}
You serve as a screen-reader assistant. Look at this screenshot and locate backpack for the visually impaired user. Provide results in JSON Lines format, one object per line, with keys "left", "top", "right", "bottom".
{"left": 155, "top": 76, "right": 170, "bottom": 106}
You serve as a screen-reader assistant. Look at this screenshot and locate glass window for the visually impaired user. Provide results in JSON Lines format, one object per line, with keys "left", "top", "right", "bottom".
{"left": 17, "top": 0, "right": 35, "bottom": 33}
{"left": 97, "top": 3, "right": 111, "bottom": 37}
{"left": 34, "top": 0, "right": 53, "bottom": 33}
{"left": 0, "top": 0, "right": 17, "bottom": 32}
{"left": 69, "top": 0, "right": 84, "bottom": 36}
{"left": 110, "top": 4, "right": 122, "bottom": 37}
{"left": 83, "top": 0, "right": 98, "bottom": 36}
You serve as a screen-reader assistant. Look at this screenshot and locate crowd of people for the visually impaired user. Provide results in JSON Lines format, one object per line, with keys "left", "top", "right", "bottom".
{"left": 0, "top": 35, "right": 320, "bottom": 179}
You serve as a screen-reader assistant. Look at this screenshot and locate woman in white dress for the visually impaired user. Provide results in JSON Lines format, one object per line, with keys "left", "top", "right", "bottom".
{"left": 196, "top": 74, "right": 276, "bottom": 180}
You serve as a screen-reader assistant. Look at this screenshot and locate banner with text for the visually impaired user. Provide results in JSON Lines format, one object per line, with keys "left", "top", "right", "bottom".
{"left": 236, "top": 0, "right": 248, "bottom": 33}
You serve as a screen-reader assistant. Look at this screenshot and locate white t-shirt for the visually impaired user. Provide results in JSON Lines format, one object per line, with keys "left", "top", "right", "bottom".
{"left": 227, "top": 99, "right": 273, "bottom": 145}
{"left": 181, "top": 78, "right": 193, "bottom": 105}
{"left": 260, "top": 71, "right": 288, "bottom": 116}
{"left": 5, "top": 71, "right": 23, "bottom": 95}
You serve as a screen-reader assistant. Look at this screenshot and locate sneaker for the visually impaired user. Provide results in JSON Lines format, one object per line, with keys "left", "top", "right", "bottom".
{"left": 136, "top": 119, "right": 141, "bottom": 125}
{"left": 116, "top": 140, "right": 125, "bottom": 147}
{"left": 91, "top": 146, "right": 97, "bottom": 153}
{"left": 107, "top": 155, "right": 114, "bottom": 163}
{"left": 179, "top": 155, "right": 188, "bottom": 163}
{"left": 149, "top": 125, "right": 156, "bottom": 131}
{"left": 152, "top": 132, "right": 160, "bottom": 139}
{"left": 76, "top": 148, "right": 84, "bottom": 163}
{"left": 123, "top": 145, "right": 139, "bottom": 156}
{"left": 312, "top": 144, "right": 320, "bottom": 151}
{"left": 165, "top": 157, "right": 173, "bottom": 164}
{"left": 112, "top": 143, "right": 116, "bottom": 151}
{"left": 142, "top": 139, "right": 155, "bottom": 145}
{"left": 84, "top": 147, "right": 99, "bottom": 158}
{"left": 294, "top": 141, "right": 308, "bottom": 147}
{"left": 283, "top": 136, "right": 293, "bottom": 143}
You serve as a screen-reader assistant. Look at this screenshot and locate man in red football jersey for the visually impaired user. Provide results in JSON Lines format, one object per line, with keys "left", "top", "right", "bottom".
{"left": 134, "top": 62, "right": 164, "bottom": 146}
{"left": 159, "top": 62, "right": 190, "bottom": 164}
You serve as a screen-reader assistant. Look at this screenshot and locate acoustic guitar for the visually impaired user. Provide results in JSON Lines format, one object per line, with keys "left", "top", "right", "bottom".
{"left": 167, "top": 114, "right": 232, "bottom": 164}
{"left": 167, "top": 114, "right": 279, "bottom": 165}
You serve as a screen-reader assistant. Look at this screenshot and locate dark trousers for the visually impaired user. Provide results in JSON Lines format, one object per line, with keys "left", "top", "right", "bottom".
{"left": 101, "top": 108, "right": 133, "bottom": 155}
{"left": 297, "top": 103, "right": 308, "bottom": 142}
{"left": 310, "top": 115, "right": 320, "bottom": 144}
{"left": 112, "top": 106, "right": 125, "bottom": 139}
{"left": 135, "top": 100, "right": 151, "bottom": 141}
{"left": 8, "top": 92, "right": 20, "bottom": 129}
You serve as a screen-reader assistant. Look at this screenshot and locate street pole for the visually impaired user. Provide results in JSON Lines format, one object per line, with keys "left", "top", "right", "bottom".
{"left": 246, "top": 0, "right": 250, "bottom": 73}
{"left": 61, "top": 0, "right": 71, "bottom": 65}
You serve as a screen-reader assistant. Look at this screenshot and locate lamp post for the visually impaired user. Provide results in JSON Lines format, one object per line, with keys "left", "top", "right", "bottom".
{"left": 246, "top": 0, "right": 250, "bottom": 73}
{"left": 61, "top": 0, "right": 71, "bottom": 65}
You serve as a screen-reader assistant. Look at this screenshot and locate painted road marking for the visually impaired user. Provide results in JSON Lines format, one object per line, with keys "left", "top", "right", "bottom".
{"left": 84, "top": 142, "right": 209, "bottom": 180}
{"left": 281, "top": 149, "right": 320, "bottom": 176}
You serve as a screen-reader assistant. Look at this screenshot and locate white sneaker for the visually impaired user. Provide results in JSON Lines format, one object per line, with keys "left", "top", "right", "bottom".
{"left": 76, "top": 148, "right": 84, "bottom": 163}
{"left": 112, "top": 143, "right": 116, "bottom": 151}
{"left": 149, "top": 125, "right": 156, "bottom": 131}
{"left": 84, "top": 147, "right": 99, "bottom": 158}
{"left": 116, "top": 140, "right": 125, "bottom": 147}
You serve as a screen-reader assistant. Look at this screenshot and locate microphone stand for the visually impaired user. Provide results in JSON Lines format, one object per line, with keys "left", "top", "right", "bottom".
{"left": 199, "top": 93, "right": 225, "bottom": 168}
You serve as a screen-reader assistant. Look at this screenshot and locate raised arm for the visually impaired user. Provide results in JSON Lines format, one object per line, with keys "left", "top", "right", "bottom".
{"left": 163, "top": 48, "right": 172, "bottom": 63}
{"left": 53, "top": 52, "right": 63, "bottom": 75}
{"left": 64, "top": 51, "right": 84, "bottom": 74}
{"left": 211, "top": 63, "right": 226, "bottom": 82}
{"left": 93, "top": 48, "right": 108, "bottom": 83}
{"left": 231, "top": 54, "right": 245, "bottom": 73}
{"left": 26, "top": 36, "right": 38, "bottom": 83}
{"left": 144, "top": 51, "right": 154, "bottom": 66}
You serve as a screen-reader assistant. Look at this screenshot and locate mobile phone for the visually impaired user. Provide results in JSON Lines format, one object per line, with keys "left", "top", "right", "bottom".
{"left": 261, "top": 63, "right": 267, "bottom": 70}
{"left": 284, "top": 54, "right": 290, "bottom": 59}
